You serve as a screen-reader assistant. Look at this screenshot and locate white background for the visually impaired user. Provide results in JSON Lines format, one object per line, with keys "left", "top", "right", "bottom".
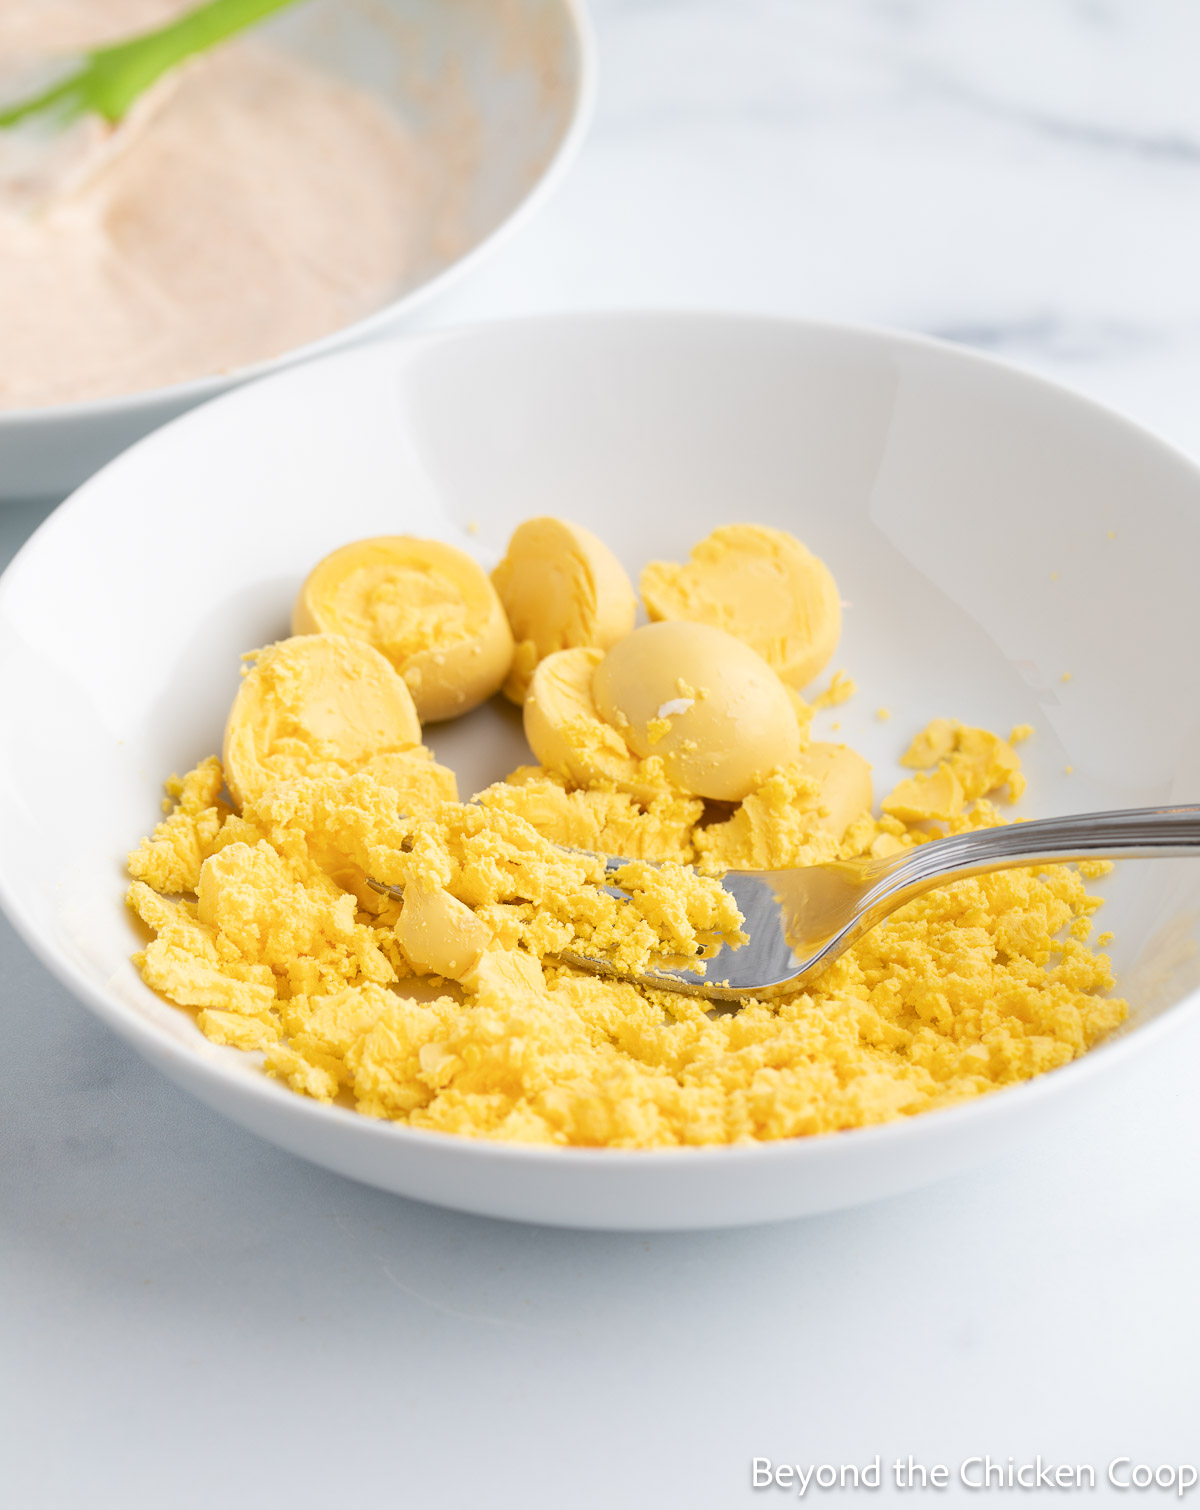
{"left": 3, "top": 2, "right": 1199, "bottom": 1503}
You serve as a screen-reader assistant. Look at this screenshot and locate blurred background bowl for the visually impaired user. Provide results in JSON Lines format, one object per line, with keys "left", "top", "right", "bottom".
{"left": 0, "top": 0, "right": 594, "bottom": 504}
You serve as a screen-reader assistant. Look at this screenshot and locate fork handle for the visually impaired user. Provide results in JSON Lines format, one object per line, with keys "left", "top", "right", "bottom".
{"left": 868, "top": 803, "right": 1200, "bottom": 904}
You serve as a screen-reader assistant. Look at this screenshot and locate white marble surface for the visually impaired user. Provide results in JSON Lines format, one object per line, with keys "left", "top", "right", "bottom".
{"left": 4, "top": 2, "right": 1200, "bottom": 1503}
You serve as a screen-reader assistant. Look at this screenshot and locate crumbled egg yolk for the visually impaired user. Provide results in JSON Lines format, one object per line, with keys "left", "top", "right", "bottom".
{"left": 127, "top": 521, "right": 1125, "bottom": 1148}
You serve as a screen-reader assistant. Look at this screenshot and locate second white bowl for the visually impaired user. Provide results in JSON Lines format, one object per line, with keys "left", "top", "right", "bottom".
{"left": 0, "top": 0, "right": 593, "bottom": 503}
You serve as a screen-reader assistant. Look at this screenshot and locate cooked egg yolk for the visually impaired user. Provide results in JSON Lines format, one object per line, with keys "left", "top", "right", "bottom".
{"left": 292, "top": 536, "right": 513, "bottom": 723}
{"left": 492, "top": 517, "right": 637, "bottom": 705}
{"left": 129, "top": 519, "right": 1127, "bottom": 1153}
{"left": 222, "top": 633, "right": 423, "bottom": 810}
{"left": 795, "top": 742, "right": 874, "bottom": 838}
{"left": 395, "top": 885, "right": 492, "bottom": 981}
{"left": 641, "top": 523, "right": 841, "bottom": 689}
{"left": 524, "top": 647, "right": 669, "bottom": 803}
{"left": 591, "top": 621, "right": 801, "bottom": 802}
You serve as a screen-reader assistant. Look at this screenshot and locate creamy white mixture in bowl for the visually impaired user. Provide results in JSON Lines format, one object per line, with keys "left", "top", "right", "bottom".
{"left": 0, "top": 0, "right": 593, "bottom": 501}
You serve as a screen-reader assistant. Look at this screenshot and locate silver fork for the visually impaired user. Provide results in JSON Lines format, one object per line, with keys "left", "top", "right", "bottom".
{"left": 555, "top": 805, "right": 1200, "bottom": 1001}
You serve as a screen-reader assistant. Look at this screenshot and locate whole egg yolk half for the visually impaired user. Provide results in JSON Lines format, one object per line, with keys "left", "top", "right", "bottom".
{"left": 640, "top": 523, "right": 841, "bottom": 690}
{"left": 492, "top": 517, "right": 637, "bottom": 705}
{"left": 591, "top": 621, "right": 801, "bottom": 802}
{"left": 293, "top": 536, "right": 513, "bottom": 723}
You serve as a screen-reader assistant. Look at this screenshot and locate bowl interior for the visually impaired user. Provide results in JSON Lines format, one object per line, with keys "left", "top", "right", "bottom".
{"left": 2, "top": 315, "right": 1199, "bottom": 1138}
{"left": 269, "top": 0, "right": 586, "bottom": 293}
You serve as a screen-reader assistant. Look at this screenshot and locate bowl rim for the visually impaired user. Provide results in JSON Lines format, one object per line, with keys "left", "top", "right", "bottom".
{"left": 0, "top": 0, "right": 597, "bottom": 428}
{"left": 3, "top": 306, "right": 1199, "bottom": 1174}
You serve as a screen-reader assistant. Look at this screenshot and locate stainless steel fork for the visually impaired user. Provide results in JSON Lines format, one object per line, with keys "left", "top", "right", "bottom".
{"left": 558, "top": 805, "right": 1200, "bottom": 1002}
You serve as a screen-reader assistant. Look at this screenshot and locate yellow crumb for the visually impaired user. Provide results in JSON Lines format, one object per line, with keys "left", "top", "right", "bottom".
{"left": 813, "top": 670, "right": 856, "bottom": 710}
{"left": 882, "top": 765, "right": 965, "bottom": 824}
{"left": 876, "top": 707, "right": 891, "bottom": 721}
{"left": 1010, "top": 723, "right": 1034, "bottom": 745}
{"left": 1061, "top": 672, "right": 1072, "bottom": 683}
{"left": 899, "top": 720, "right": 1025, "bottom": 802}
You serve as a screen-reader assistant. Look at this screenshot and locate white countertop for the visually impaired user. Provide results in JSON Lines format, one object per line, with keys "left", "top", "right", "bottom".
{"left": 4, "top": 2, "right": 1199, "bottom": 1503}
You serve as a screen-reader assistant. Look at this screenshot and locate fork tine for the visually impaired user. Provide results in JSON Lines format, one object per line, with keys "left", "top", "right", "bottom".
{"left": 559, "top": 870, "right": 798, "bottom": 1003}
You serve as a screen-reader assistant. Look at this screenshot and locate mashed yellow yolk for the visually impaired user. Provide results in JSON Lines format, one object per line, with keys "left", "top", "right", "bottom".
{"left": 128, "top": 525, "right": 1126, "bottom": 1150}
{"left": 492, "top": 517, "right": 637, "bottom": 705}
{"left": 476, "top": 766, "right": 703, "bottom": 864}
{"left": 293, "top": 536, "right": 514, "bottom": 723}
{"left": 641, "top": 524, "right": 842, "bottom": 690}
{"left": 128, "top": 751, "right": 1125, "bottom": 1145}
{"left": 694, "top": 743, "right": 874, "bottom": 872}
{"left": 592, "top": 621, "right": 802, "bottom": 802}
{"left": 130, "top": 769, "right": 743, "bottom": 1028}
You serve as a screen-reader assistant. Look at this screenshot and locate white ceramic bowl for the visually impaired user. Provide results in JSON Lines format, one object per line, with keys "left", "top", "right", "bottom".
{"left": 3, "top": 312, "right": 1199, "bottom": 1231}
{"left": 0, "top": 0, "right": 593, "bottom": 504}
